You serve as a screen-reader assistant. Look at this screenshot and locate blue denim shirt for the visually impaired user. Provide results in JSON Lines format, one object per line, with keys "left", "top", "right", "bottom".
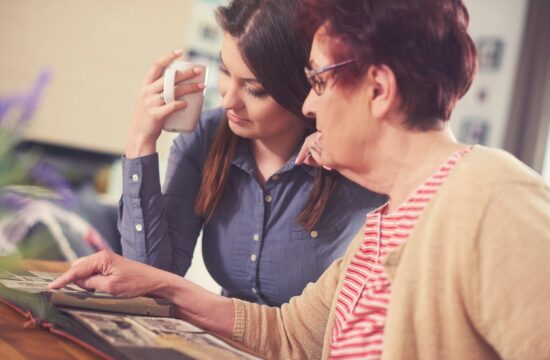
{"left": 119, "top": 108, "right": 386, "bottom": 306}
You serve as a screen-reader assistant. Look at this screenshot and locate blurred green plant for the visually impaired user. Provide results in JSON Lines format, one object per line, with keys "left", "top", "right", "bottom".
{"left": 0, "top": 70, "right": 51, "bottom": 190}
{"left": 0, "top": 70, "right": 74, "bottom": 268}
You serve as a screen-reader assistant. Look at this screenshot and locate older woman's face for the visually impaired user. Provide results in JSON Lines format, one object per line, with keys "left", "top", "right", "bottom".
{"left": 302, "top": 28, "right": 376, "bottom": 173}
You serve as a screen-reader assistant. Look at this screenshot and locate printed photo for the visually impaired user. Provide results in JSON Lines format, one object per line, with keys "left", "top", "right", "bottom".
{"left": 133, "top": 314, "right": 256, "bottom": 358}
{"left": 29, "top": 271, "right": 62, "bottom": 281}
{"left": 174, "top": 332, "right": 257, "bottom": 360}
{"left": 476, "top": 37, "right": 504, "bottom": 71}
{"left": 134, "top": 316, "right": 205, "bottom": 334}
{"left": 66, "top": 310, "right": 259, "bottom": 358}
{"left": 57, "top": 284, "right": 89, "bottom": 293}
{"left": 459, "top": 118, "right": 490, "bottom": 145}
{"left": 17, "top": 275, "right": 49, "bottom": 282}
{"left": 0, "top": 279, "right": 49, "bottom": 293}
{"left": 0, "top": 271, "right": 24, "bottom": 281}
{"left": 0, "top": 273, "right": 89, "bottom": 294}
{"left": 68, "top": 310, "right": 158, "bottom": 347}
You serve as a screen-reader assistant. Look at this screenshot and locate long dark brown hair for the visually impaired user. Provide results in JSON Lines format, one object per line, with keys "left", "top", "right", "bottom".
{"left": 195, "top": 0, "right": 338, "bottom": 230}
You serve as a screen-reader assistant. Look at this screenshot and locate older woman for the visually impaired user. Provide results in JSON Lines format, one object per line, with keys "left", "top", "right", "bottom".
{"left": 51, "top": 0, "right": 550, "bottom": 359}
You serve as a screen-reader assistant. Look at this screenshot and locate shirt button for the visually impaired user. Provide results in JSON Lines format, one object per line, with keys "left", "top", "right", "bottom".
{"left": 251, "top": 287, "right": 257, "bottom": 294}
{"left": 310, "top": 230, "right": 319, "bottom": 239}
{"left": 250, "top": 254, "right": 257, "bottom": 262}
{"left": 135, "top": 224, "right": 143, "bottom": 232}
{"left": 253, "top": 234, "right": 260, "bottom": 241}
{"left": 264, "top": 195, "right": 273, "bottom": 203}
{"left": 131, "top": 174, "right": 139, "bottom": 182}
{"left": 271, "top": 174, "right": 279, "bottom": 181}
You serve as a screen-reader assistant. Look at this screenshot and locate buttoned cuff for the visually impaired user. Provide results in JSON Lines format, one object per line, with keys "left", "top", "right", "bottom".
{"left": 122, "top": 153, "right": 161, "bottom": 198}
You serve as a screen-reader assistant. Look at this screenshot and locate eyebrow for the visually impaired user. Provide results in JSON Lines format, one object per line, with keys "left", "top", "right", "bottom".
{"left": 219, "top": 53, "right": 261, "bottom": 84}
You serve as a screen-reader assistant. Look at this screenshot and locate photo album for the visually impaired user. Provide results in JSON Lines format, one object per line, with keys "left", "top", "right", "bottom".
{"left": 0, "top": 270, "right": 259, "bottom": 360}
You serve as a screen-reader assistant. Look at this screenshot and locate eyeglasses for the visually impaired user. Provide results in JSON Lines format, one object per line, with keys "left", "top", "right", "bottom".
{"left": 304, "top": 59, "right": 354, "bottom": 95}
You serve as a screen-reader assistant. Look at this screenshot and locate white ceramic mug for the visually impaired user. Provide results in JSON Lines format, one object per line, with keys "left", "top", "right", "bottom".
{"left": 162, "top": 61, "right": 208, "bottom": 132}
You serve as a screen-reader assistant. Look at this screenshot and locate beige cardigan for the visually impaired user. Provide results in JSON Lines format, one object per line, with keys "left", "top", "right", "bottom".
{"left": 231, "top": 146, "right": 550, "bottom": 359}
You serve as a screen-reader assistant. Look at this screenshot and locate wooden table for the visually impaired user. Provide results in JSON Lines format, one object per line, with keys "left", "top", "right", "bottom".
{"left": 0, "top": 259, "right": 100, "bottom": 359}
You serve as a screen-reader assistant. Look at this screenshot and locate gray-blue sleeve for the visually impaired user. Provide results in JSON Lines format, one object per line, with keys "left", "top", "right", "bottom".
{"left": 118, "top": 108, "right": 222, "bottom": 276}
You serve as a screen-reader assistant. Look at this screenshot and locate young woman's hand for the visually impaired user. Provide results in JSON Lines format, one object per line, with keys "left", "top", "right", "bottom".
{"left": 49, "top": 250, "right": 169, "bottom": 298}
{"left": 125, "top": 49, "right": 205, "bottom": 158}
{"left": 296, "top": 131, "right": 331, "bottom": 170}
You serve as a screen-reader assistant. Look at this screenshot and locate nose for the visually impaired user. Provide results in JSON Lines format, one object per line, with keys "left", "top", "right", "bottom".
{"left": 220, "top": 79, "right": 244, "bottom": 111}
{"left": 302, "top": 89, "right": 317, "bottom": 119}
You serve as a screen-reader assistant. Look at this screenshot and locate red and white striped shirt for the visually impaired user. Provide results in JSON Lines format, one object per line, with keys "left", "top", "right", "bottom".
{"left": 329, "top": 147, "right": 472, "bottom": 359}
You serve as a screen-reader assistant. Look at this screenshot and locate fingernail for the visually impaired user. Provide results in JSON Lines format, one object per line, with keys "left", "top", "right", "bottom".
{"left": 193, "top": 67, "right": 203, "bottom": 74}
{"left": 323, "top": 165, "right": 332, "bottom": 171}
{"left": 173, "top": 49, "right": 184, "bottom": 55}
{"left": 198, "top": 83, "right": 206, "bottom": 89}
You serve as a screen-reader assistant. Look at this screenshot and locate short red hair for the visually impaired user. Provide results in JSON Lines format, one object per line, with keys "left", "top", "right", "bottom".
{"left": 299, "top": 0, "right": 478, "bottom": 130}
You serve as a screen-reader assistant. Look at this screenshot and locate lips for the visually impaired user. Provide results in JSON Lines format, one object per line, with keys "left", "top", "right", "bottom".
{"left": 227, "top": 111, "right": 250, "bottom": 125}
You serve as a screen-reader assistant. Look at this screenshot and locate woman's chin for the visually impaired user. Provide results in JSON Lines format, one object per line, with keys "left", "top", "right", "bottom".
{"left": 228, "top": 121, "right": 253, "bottom": 138}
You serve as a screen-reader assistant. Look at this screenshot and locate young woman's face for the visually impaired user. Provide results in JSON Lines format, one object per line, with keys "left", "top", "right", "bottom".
{"left": 218, "top": 34, "right": 304, "bottom": 141}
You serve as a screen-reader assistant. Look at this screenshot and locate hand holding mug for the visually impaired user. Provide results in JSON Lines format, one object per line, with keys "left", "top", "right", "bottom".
{"left": 125, "top": 49, "right": 206, "bottom": 158}
{"left": 162, "top": 61, "right": 208, "bottom": 132}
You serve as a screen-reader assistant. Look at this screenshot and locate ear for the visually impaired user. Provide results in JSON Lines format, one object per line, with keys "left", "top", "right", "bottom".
{"left": 366, "top": 65, "right": 398, "bottom": 119}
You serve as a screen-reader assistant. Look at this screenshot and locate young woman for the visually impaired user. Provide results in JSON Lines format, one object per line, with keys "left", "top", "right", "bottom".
{"left": 119, "top": 0, "right": 384, "bottom": 306}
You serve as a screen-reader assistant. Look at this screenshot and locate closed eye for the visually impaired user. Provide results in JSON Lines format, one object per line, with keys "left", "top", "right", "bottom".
{"left": 218, "top": 64, "right": 230, "bottom": 76}
{"left": 246, "top": 88, "right": 268, "bottom": 98}
{"left": 218, "top": 57, "right": 268, "bottom": 98}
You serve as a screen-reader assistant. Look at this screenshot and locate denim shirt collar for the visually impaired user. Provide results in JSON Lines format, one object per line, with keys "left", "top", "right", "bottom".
{"left": 231, "top": 137, "right": 316, "bottom": 177}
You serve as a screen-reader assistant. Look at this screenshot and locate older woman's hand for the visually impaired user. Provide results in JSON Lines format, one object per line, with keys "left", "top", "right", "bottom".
{"left": 48, "top": 250, "right": 167, "bottom": 298}
{"left": 295, "top": 132, "right": 331, "bottom": 170}
{"left": 50, "top": 251, "right": 236, "bottom": 338}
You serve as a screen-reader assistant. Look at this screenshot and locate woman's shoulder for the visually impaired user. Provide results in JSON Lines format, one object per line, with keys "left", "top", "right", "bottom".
{"left": 453, "top": 146, "right": 546, "bottom": 187}
{"left": 434, "top": 146, "right": 550, "bottom": 215}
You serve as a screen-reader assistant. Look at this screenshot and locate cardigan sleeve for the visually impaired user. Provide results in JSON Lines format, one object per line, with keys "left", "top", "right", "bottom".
{"left": 231, "top": 256, "right": 344, "bottom": 359}
{"left": 472, "top": 181, "right": 550, "bottom": 359}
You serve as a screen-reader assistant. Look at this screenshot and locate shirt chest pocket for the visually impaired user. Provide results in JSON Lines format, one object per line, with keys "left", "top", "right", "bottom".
{"left": 290, "top": 224, "right": 340, "bottom": 242}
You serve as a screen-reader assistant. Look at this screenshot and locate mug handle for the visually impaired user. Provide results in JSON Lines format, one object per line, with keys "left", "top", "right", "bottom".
{"left": 163, "top": 67, "right": 177, "bottom": 104}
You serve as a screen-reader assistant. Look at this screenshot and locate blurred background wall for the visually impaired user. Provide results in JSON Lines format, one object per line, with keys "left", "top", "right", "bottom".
{"left": 1, "top": 0, "right": 549, "bottom": 292}
{"left": 1, "top": 0, "right": 193, "bottom": 155}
